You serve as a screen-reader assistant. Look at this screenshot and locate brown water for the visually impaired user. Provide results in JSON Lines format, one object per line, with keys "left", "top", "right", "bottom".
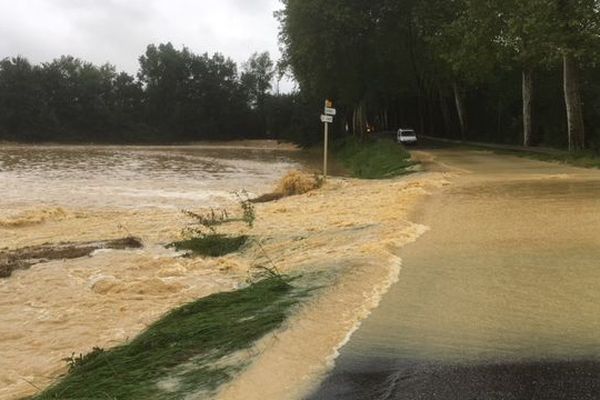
{"left": 0, "top": 143, "right": 316, "bottom": 399}
{"left": 0, "top": 140, "right": 440, "bottom": 400}
{"left": 312, "top": 149, "right": 600, "bottom": 399}
{"left": 0, "top": 144, "right": 307, "bottom": 214}
{"left": 8, "top": 144, "right": 600, "bottom": 399}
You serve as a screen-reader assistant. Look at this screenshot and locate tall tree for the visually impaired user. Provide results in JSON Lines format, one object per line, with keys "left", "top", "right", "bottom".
{"left": 498, "top": 0, "right": 564, "bottom": 146}
{"left": 0, "top": 57, "right": 43, "bottom": 138}
{"left": 553, "top": 0, "right": 600, "bottom": 150}
{"left": 242, "top": 52, "right": 275, "bottom": 110}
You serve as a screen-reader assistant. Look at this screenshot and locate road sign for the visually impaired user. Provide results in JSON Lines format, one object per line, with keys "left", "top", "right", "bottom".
{"left": 324, "top": 107, "right": 337, "bottom": 116}
{"left": 321, "top": 115, "right": 333, "bottom": 123}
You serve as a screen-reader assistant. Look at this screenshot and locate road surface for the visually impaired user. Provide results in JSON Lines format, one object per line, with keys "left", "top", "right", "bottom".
{"left": 310, "top": 148, "right": 600, "bottom": 399}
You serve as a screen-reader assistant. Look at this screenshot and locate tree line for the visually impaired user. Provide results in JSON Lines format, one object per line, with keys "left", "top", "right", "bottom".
{"left": 277, "top": 0, "right": 600, "bottom": 151}
{"left": 0, "top": 43, "right": 312, "bottom": 143}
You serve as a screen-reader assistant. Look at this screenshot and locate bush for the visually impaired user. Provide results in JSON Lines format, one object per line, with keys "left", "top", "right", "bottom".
{"left": 169, "top": 235, "right": 248, "bottom": 257}
{"left": 168, "top": 192, "right": 255, "bottom": 257}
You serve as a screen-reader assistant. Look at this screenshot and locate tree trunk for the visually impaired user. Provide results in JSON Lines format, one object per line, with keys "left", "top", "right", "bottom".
{"left": 352, "top": 101, "right": 368, "bottom": 138}
{"left": 453, "top": 83, "right": 467, "bottom": 140}
{"left": 497, "top": 97, "right": 503, "bottom": 138}
{"left": 439, "top": 88, "right": 452, "bottom": 137}
{"left": 383, "top": 109, "right": 389, "bottom": 130}
{"left": 522, "top": 69, "right": 534, "bottom": 147}
{"left": 352, "top": 107, "right": 358, "bottom": 137}
{"left": 563, "top": 53, "right": 585, "bottom": 151}
{"left": 416, "top": 95, "right": 425, "bottom": 135}
{"left": 426, "top": 92, "right": 435, "bottom": 135}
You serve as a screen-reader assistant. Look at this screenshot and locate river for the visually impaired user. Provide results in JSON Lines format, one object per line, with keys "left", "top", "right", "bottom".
{"left": 311, "top": 149, "right": 600, "bottom": 399}
{"left": 0, "top": 143, "right": 309, "bottom": 213}
{"left": 0, "top": 142, "right": 311, "bottom": 399}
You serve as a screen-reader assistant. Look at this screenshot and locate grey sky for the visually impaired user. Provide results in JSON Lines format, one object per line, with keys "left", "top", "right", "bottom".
{"left": 0, "top": 0, "right": 294, "bottom": 90}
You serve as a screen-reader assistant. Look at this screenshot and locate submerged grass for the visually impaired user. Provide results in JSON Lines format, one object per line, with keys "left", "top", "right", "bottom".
{"left": 168, "top": 235, "right": 248, "bottom": 257}
{"left": 334, "top": 137, "right": 415, "bottom": 179}
{"left": 33, "top": 277, "right": 306, "bottom": 400}
{"left": 421, "top": 136, "right": 600, "bottom": 169}
{"left": 493, "top": 148, "right": 600, "bottom": 169}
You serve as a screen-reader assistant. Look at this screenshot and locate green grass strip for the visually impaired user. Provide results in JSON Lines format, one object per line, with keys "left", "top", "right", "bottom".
{"left": 334, "top": 137, "right": 415, "bottom": 179}
{"left": 168, "top": 235, "right": 248, "bottom": 257}
{"left": 492, "top": 148, "right": 600, "bottom": 169}
{"left": 423, "top": 136, "right": 600, "bottom": 170}
{"left": 34, "top": 277, "right": 304, "bottom": 400}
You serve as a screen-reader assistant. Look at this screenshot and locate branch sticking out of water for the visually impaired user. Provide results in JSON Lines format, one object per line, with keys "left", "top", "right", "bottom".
{"left": 0, "top": 237, "right": 143, "bottom": 278}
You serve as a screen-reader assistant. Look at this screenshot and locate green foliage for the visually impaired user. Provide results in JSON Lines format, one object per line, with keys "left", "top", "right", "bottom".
{"left": 34, "top": 277, "right": 305, "bottom": 400}
{"left": 169, "top": 235, "right": 248, "bottom": 258}
{"left": 62, "top": 347, "right": 106, "bottom": 373}
{"left": 241, "top": 52, "right": 275, "bottom": 111}
{"left": 278, "top": 0, "right": 600, "bottom": 149}
{"left": 169, "top": 192, "right": 256, "bottom": 257}
{"left": 236, "top": 191, "right": 256, "bottom": 228}
{"left": 182, "top": 209, "right": 231, "bottom": 236}
{"left": 334, "top": 137, "right": 415, "bottom": 179}
{"left": 0, "top": 44, "right": 308, "bottom": 144}
{"left": 493, "top": 148, "right": 600, "bottom": 169}
{"left": 264, "top": 92, "right": 322, "bottom": 146}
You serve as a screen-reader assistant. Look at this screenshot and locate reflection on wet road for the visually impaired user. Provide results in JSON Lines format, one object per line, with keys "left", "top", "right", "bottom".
{"left": 311, "top": 149, "right": 600, "bottom": 399}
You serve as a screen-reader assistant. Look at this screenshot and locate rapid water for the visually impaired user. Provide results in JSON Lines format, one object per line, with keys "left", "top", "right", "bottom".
{"left": 0, "top": 142, "right": 310, "bottom": 400}
{"left": 312, "top": 149, "right": 600, "bottom": 399}
{"left": 0, "top": 143, "right": 306, "bottom": 214}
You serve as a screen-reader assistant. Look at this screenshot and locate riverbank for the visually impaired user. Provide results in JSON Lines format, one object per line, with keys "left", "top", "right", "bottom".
{"left": 333, "top": 137, "right": 416, "bottom": 179}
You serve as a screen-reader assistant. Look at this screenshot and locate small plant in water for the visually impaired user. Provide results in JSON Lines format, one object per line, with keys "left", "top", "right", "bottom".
{"left": 182, "top": 208, "right": 230, "bottom": 237}
{"left": 236, "top": 190, "right": 256, "bottom": 228}
{"left": 169, "top": 191, "right": 256, "bottom": 257}
{"left": 63, "top": 347, "right": 105, "bottom": 372}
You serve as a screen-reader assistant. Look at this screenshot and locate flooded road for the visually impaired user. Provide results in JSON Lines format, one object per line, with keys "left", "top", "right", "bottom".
{"left": 312, "top": 149, "right": 600, "bottom": 399}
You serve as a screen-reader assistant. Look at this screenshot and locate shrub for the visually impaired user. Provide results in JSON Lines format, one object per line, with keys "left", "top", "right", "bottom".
{"left": 169, "top": 235, "right": 248, "bottom": 257}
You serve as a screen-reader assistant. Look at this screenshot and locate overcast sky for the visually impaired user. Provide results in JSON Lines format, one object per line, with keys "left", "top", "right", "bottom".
{"left": 0, "top": 0, "right": 295, "bottom": 91}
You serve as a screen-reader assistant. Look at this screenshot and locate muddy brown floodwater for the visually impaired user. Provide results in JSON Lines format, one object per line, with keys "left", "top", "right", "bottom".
{"left": 311, "top": 149, "right": 600, "bottom": 399}
{"left": 0, "top": 143, "right": 317, "bottom": 399}
{"left": 0, "top": 142, "right": 447, "bottom": 400}
{"left": 8, "top": 144, "right": 600, "bottom": 400}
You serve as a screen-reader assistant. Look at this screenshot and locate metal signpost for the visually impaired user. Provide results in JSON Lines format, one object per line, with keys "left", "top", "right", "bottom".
{"left": 321, "top": 100, "right": 336, "bottom": 180}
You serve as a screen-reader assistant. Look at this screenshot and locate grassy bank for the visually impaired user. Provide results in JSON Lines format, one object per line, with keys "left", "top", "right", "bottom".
{"left": 421, "top": 136, "right": 600, "bottom": 169}
{"left": 334, "top": 137, "right": 415, "bottom": 179}
{"left": 33, "top": 277, "right": 305, "bottom": 400}
{"left": 493, "top": 148, "right": 600, "bottom": 169}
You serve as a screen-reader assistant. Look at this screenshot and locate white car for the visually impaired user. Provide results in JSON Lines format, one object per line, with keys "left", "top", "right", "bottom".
{"left": 397, "top": 129, "right": 418, "bottom": 145}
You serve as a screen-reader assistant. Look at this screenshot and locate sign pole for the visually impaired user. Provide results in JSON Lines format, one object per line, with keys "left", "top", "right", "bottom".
{"left": 321, "top": 99, "right": 335, "bottom": 181}
{"left": 323, "top": 120, "right": 329, "bottom": 179}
